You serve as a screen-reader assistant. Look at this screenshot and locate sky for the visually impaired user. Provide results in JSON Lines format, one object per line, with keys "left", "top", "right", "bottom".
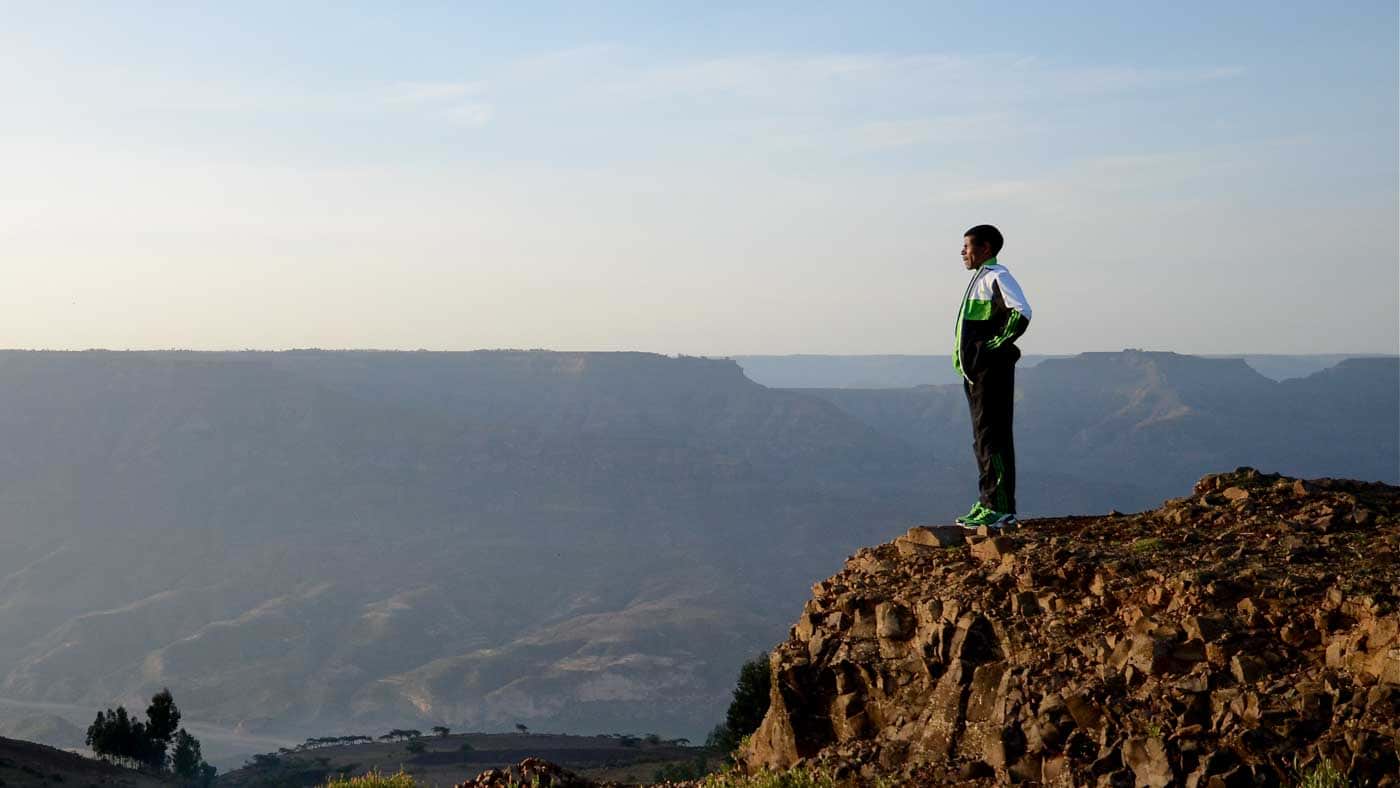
{"left": 2, "top": 2, "right": 1397, "bottom": 356}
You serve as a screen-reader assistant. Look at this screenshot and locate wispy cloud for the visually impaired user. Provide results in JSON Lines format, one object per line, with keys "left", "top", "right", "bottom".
{"left": 383, "top": 81, "right": 486, "bottom": 104}
{"left": 575, "top": 51, "right": 1239, "bottom": 107}
{"left": 593, "top": 52, "right": 971, "bottom": 103}
{"left": 443, "top": 103, "right": 494, "bottom": 128}
{"left": 1053, "top": 64, "right": 1246, "bottom": 95}
{"left": 376, "top": 80, "right": 494, "bottom": 128}
{"left": 445, "top": 47, "right": 1242, "bottom": 157}
{"left": 848, "top": 113, "right": 1017, "bottom": 151}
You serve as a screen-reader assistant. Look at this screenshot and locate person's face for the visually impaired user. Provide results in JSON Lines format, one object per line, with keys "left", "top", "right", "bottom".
{"left": 961, "top": 236, "right": 992, "bottom": 270}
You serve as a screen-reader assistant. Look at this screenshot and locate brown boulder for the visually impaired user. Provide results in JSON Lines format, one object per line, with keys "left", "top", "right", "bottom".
{"left": 971, "top": 535, "right": 1016, "bottom": 562}
{"left": 1123, "top": 737, "right": 1175, "bottom": 787}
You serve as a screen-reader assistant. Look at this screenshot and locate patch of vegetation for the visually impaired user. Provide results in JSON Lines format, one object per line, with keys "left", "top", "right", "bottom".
{"left": 1294, "top": 758, "right": 1348, "bottom": 788}
{"left": 706, "top": 652, "right": 771, "bottom": 755}
{"left": 654, "top": 754, "right": 712, "bottom": 781}
{"left": 297, "top": 735, "right": 377, "bottom": 750}
{"left": 1130, "top": 537, "right": 1163, "bottom": 553}
{"left": 84, "top": 688, "right": 216, "bottom": 785}
{"left": 320, "top": 768, "right": 420, "bottom": 787}
{"left": 696, "top": 764, "right": 898, "bottom": 788}
{"left": 238, "top": 751, "right": 349, "bottom": 787}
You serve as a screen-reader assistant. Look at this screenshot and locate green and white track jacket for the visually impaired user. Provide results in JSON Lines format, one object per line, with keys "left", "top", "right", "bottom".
{"left": 952, "top": 257, "right": 1032, "bottom": 382}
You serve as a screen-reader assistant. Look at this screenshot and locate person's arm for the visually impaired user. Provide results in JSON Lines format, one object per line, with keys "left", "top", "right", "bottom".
{"left": 986, "top": 270, "right": 1032, "bottom": 349}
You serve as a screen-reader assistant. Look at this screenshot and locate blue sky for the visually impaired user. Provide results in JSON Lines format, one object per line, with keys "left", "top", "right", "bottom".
{"left": 2, "top": 2, "right": 1396, "bottom": 354}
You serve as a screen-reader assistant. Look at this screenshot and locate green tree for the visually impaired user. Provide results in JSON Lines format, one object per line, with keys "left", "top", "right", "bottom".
{"left": 171, "top": 728, "right": 211, "bottom": 782}
{"left": 432, "top": 725, "right": 451, "bottom": 738}
{"left": 87, "top": 689, "right": 195, "bottom": 772}
{"left": 706, "top": 652, "right": 771, "bottom": 755}
{"left": 405, "top": 740, "right": 426, "bottom": 754}
{"left": 86, "top": 705, "right": 161, "bottom": 769}
{"left": 145, "top": 688, "right": 182, "bottom": 747}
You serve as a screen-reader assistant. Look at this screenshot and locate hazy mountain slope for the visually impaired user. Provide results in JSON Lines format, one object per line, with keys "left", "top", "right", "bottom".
{"left": 0, "top": 714, "right": 84, "bottom": 749}
{"left": 0, "top": 351, "right": 956, "bottom": 752}
{"left": 1272, "top": 357, "right": 1400, "bottom": 481}
{"left": 731, "top": 352, "right": 1380, "bottom": 388}
{"left": 801, "top": 351, "right": 1399, "bottom": 512}
{"left": 0, "top": 349, "right": 1392, "bottom": 762}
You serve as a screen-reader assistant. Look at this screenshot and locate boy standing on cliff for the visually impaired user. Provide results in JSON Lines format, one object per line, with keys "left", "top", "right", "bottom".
{"left": 952, "top": 224, "right": 1032, "bottom": 529}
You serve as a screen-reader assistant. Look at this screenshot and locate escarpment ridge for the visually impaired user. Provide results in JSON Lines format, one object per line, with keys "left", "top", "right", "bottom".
{"left": 741, "top": 469, "right": 1399, "bottom": 786}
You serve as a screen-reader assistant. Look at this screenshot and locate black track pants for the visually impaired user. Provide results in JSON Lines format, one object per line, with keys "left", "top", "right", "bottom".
{"left": 963, "top": 360, "right": 1017, "bottom": 513}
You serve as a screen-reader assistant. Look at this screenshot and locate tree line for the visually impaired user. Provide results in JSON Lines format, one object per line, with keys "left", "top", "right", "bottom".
{"left": 84, "top": 688, "right": 216, "bottom": 786}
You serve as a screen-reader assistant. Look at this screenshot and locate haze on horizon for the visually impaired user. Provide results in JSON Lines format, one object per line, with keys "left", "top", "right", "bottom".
{"left": 2, "top": 2, "right": 1396, "bottom": 357}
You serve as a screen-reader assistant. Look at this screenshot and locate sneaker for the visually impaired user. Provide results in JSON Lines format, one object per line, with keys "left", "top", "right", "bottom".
{"left": 959, "top": 506, "right": 1017, "bottom": 531}
{"left": 991, "top": 511, "right": 1019, "bottom": 528}
{"left": 955, "top": 501, "right": 989, "bottom": 526}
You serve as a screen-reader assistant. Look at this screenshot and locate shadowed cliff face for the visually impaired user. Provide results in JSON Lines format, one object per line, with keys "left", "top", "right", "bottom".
{"left": 741, "top": 469, "right": 1400, "bottom": 785}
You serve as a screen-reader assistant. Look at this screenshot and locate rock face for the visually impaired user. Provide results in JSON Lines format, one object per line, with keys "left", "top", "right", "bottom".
{"left": 454, "top": 757, "right": 595, "bottom": 787}
{"left": 739, "top": 469, "right": 1400, "bottom": 785}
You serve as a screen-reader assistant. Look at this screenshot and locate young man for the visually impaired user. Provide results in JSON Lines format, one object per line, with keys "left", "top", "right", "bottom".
{"left": 952, "top": 225, "right": 1031, "bottom": 529}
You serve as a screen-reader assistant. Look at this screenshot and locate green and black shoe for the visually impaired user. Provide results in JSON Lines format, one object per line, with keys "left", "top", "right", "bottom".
{"left": 959, "top": 505, "right": 1017, "bottom": 531}
{"left": 955, "top": 501, "right": 990, "bottom": 526}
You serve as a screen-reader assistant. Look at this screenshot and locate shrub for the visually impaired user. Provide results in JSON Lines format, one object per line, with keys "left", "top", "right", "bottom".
{"left": 320, "top": 768, "right": 421, "bottom": 787}
{"left": 654, "top": 756, "right": 711, "bottom": 781}
{"left": 1295, "top": 758, "right": 1347, "bottom": 788}
{"left": 707, "top": 653, "right": 771, "bottom": 755}
{"left": 695, "top": 764, "right": 898, "bottom": 787}
{"left": 1131, "top": 537, "right": 1163, "bottom": 553}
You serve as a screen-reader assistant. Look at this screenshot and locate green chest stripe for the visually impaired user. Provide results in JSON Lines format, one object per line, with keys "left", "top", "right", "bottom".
{"left": 963, "top": 299, "right": 994, "bottom": 320}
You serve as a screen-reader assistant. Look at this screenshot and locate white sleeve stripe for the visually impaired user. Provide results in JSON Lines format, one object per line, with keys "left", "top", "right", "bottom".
{"left": 995, "top": 270, "right": 1032, "bottom": 320}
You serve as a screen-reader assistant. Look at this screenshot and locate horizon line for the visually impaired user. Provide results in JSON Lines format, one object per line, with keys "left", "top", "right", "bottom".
{"left": 0, "top": 347, "right": 1395, "bottom": 358}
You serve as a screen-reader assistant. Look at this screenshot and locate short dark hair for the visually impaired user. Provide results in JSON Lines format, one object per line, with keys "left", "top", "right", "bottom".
{"left": 964, "top": 224, "right": 1004, "bottom": 256}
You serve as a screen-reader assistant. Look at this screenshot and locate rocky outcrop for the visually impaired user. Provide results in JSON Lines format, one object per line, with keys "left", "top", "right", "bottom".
{"left": 454, "top": 757, "right": 596, "bottom": 787}
{"left": 740, "top": 469, "right": 1400, "bottom": 785}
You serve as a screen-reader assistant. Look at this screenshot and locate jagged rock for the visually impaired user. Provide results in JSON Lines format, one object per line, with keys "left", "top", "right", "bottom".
{"left": 1230, "top": 654, "right": 1268, "bottom": 684}
{"left": 453, "top": 758, "right": 593, "bottom": 787}
{"left": 1065, "top": 693, "right": 1103, "bottom": 731}
{"left": 1127, "top": 631, "right": 1177, "bottom": 676}
{"left": 970, "top": 535, "right": 1016, "bottom": 563}
{"left": 1123, "top": 737, "right": 1174, "bottom": 787}
{"left": 875, "top": 601, "right": 914, "bottom": 640}
{"left": 1183, "top": 615, "right": 1227, "bottom": 643}
{"left": 1222, "top": 486, "right": 1250, "bottom": 502}
{"left": 739, "top": 470, "right": 1400, "bottom": 786}
{"left": 904, "top": 525, "right": 966, "bottom": 548}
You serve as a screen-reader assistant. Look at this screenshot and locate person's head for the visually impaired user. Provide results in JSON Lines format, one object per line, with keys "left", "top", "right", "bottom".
{"left": 961, "top": 225, "right": 1003, "bottom": 270}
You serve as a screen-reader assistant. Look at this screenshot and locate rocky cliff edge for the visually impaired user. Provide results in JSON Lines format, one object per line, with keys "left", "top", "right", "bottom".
{"left": 739, "top": 468, "right": 1399, "bottom": 786}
